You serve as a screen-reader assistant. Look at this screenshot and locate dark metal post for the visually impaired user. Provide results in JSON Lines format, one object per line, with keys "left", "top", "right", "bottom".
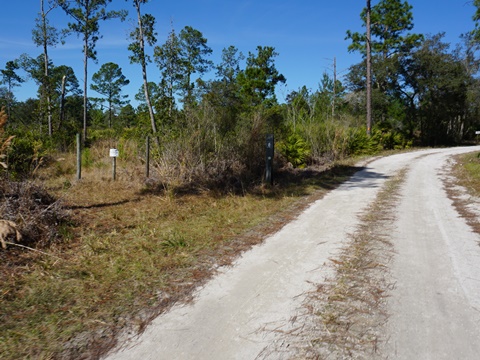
{"left": 265, "top": 134, "right": 274, "bottom": 185}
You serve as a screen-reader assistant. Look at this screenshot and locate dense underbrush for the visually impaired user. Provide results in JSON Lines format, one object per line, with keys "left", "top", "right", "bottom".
{"left": 0, "top": 134, "right": 366, "bottom": 359}
{"left": 0, "top": 180, "right": 71, "bottom": 249}
{"left": 0, "top": 102, "right": 413, "bottom": 359}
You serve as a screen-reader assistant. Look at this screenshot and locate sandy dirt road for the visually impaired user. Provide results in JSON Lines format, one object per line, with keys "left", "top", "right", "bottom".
{"left": 382, "top": 148, "right": 480, "bottom": 359}
{"left": 105, "top": 146, "right": 480, "bottom": 360}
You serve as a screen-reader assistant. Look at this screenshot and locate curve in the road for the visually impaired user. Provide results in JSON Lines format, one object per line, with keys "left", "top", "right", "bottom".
{"left": 105, "top": 146, "right": 480, "bottom": 360}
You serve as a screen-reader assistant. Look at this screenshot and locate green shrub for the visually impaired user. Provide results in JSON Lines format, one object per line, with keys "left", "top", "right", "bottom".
{"left": 347, "top": 127, "right": 381, "bottom": 155}
{"left": 81, "top": 148, "right": 94, "bottom": 169}
{"left": 7, "top": 135, "right": 46, "bottom": 179}
{"left": 117, "top": 137, "right": 142, "bottom": 162}
{"left": 380, "top": 130, "right": 411, "bottom": 150}
{"left": 89, "top": 128, "right": 117, "bottom": 142}
{"left": 0, "top": 108, "right": 14, "bottom": 174}
{"left": 278, "top": 132, "right": 311, "bottom": 168}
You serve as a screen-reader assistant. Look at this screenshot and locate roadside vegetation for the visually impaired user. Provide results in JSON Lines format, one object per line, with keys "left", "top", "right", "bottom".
{"left": 2, "top": 0, "right": 480, "bottom": 359}
{"left": 453, "top": 151, "right": 480, "bottom": 197}
{"left": 446, "top": 151, "right": 480, "bottom": 235}
{"left": 0, "top": 135, "right": 365, "bottom": 359}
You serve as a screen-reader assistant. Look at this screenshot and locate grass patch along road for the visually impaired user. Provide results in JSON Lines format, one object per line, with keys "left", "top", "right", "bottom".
{"left": 454, "top": 151, "right": 480, "bottom": 197}
{"left": 0, "top": 161, "right": 360, "bottom": 360}
{"left": 444, "top": 150, "right": 480, "bottom": 237}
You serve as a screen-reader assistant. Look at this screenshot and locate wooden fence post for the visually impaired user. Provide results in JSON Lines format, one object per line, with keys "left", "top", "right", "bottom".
{"left": 76, "top": 133, "right": 81, "bottom": 180}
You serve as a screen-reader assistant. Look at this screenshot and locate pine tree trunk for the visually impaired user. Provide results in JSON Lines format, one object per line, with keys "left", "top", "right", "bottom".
{"left": 366, "top": 0, "right": 372, "bottom": 136}
{"left": 134, "top": 1, "right": 159, "bottom": 147}
{"left": 41, "top": 0, "right": 53, "bottom": 136}
{"left": 83, "top": 43, "right": 88, "bottom": 144}
{"left": 58, "top": 75, "right": 66, "bottom": 131}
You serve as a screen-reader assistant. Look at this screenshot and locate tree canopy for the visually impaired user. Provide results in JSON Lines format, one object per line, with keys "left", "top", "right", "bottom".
{"left": 1, "top": 0, "right": 479, "bottom": 185}
{"left": 91, "top": 62, "right": 130, "bottom": 128}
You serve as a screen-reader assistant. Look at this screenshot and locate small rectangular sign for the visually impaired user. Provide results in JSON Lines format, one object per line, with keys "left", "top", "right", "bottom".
{"left": 476, "top": 131, "right": 480, "bottom": 135}
{"left": 109, "top": 149, "right": 119, "bottom": 157}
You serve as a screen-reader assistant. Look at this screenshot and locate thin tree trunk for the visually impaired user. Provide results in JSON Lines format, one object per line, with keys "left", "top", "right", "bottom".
{"left": 366, "top": 0, "right": 372, "bottom": 136}
{"left": 332, "top": 56, "right": 336, "bottom": 119}
{"left": 168, "top": 81, "right": 173, "bottom": 118}
{"left": 83, "top": 40, "right": 88, "bottom": 143}
{"left": 41, "top": 0, "right": 53, "bottom": 136}
{"left": 134, "top": 0, "right": 159, "bottom": 147}
{"left": 109, "top": 99, "right": 112, "bottom": 128}
{"left": 58, "top": 75, "right": 66, "bottom": 131}
{"left": 46, "top": 91, "right": 52, "bottom": 136}
{"left": 6, "top": 79, "right": 12, "bottom": 119}
{"left": 82, "top": 0, "right": 90, "bottom": 145}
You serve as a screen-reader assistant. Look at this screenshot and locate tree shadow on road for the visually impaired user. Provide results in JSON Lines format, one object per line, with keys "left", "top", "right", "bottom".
{"left": 340, "top": 167, "right": 390, "bottom": 190}
{"left": 260, "top": 163, "right": 390, "bottom": 199}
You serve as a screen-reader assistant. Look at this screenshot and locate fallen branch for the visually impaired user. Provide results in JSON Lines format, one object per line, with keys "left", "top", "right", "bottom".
{"left": 5, "top": 241, "right": 62, "bottom": 260}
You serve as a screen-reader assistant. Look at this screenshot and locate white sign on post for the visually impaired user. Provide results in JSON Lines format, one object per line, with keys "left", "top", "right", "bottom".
{"left": 110, "top": 149, "right": 119, "bottom": 157}
{"left": 475, "top": 131, "right": 480, "bottom": 135}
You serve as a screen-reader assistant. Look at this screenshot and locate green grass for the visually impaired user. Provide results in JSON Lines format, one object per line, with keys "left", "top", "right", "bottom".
{"left": 445, "top": 151, "right": 480, "bottom": 236}
{"left": 0, "top": 151, "right": 362, "bottom": 359}
{"left": 456, "top": 152, "right": 480, "bottom": 196}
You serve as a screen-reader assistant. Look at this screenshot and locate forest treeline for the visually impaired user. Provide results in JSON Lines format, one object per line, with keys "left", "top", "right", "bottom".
{"left": 2, "top": 0, "right": 480, "bottom": 186}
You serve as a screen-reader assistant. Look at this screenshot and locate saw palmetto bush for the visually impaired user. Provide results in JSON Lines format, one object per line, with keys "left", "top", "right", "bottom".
{"left": 278, "top": 132, "right": 311, "bottom": 168}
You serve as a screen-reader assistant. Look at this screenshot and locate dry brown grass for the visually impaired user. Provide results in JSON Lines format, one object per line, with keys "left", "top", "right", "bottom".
{"left": 0, "top": 141, "right": 363, "bottom": 360}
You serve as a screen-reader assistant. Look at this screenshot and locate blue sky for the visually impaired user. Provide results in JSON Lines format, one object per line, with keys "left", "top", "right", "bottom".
{"left": 0, "top": 0, "right": 477, "bottom": 106}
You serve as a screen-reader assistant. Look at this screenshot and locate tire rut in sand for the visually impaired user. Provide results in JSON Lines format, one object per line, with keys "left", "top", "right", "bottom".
{"left": 271, "top": 168, "right": 408, "bottom": 359}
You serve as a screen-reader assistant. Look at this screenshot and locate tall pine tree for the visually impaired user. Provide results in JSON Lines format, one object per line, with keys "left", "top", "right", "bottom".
{"left": 58, "top": 0, "right": 126, "bottom": 143}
